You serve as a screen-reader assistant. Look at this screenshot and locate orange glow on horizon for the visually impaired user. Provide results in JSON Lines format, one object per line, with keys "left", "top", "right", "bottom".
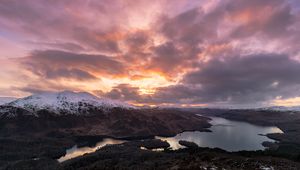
{"left": 97, "top": 71, "right": 176, "bottom": 97}
{"left": 272, "top": 97, "right": 300, "bottom": 107}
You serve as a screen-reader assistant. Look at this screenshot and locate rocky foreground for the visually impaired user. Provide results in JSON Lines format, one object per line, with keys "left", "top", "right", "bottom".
{"left": 61, "top": 141, "right": 300, "bottom": 170}
{"left": 6, "top": 139, "right": 300, "bottom": 170}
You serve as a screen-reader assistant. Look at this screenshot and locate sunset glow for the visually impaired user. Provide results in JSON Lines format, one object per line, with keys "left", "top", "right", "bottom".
{"left": 272, "top": 97, "right": 300, "bottom": 107}
{"left": 0, "top": 0, "right": 300, "bottom": 107}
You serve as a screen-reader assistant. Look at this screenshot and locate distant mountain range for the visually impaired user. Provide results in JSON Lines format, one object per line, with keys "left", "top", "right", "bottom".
{"left": 0, "top": 91, "right": 133, "bottom": 117}
{"left": 1, "top": 91, "right": 300, "bottom": 117}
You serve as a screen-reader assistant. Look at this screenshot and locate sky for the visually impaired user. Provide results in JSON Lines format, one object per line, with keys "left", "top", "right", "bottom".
{"left": 0, "top": 0, "right": 300, "bottom": 107}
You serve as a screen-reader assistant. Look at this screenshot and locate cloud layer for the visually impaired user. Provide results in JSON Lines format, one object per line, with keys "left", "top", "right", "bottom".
{"left": 0, "top": 0, "right": 300, "bottom": 107}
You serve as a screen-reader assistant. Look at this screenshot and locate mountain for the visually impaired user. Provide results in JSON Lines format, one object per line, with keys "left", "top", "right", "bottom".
{"left": 259, "top": 106, "right": 300, "bottom": 112}
{"left": 0, "top": 97, "right": 17, "bottom": 105}
{"left": 0, "top": 92, "right": 212, "bottom": 169}
{"left": 6, "top": 91, "right": 133, "bottom": 116}
{"left": 0, "top": 90, "right": 211, "bottom": 138}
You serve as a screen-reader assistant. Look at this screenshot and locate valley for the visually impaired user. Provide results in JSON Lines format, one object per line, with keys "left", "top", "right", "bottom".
{"left": 1, "top": 92, "right": 300, "bottom": 170}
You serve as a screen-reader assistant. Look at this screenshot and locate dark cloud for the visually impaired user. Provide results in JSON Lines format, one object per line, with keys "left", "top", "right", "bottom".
{"left": 1, "top": 0, "right": 300, "bottom": 106}
{"left": 15, "top": 87, "right": 53, "bottom": 94}
{"left": 102, "top": 53, "right": 300, "bottom": 105}
{"left": 44, "top": 68, "right": 97, "bottom": 81}
{"left": 103, "top": 84, "right": 142, "bottom": 101}
{"left": 0, "top": 0, "right": 45, "bottom": 22}
{"left": 225, "top": 0, "right": 295, "bottom": 39}
{"left": 21, "top": 50, "right": 125, "bottom": 80}
{"left": 144, "top": 0, "right": 300, "bottom": 78}
{"left": 121, "top": 31, "right": 153, "bottom": 66}
{"left": 150, "top": 53, "right": 300, "bottom": 105}
{"left": 148, "top": 42, "right": 183, "bottom": 73}
{"left": 71, "top": 27, "right": 121, "bottom": 53}
{"left": 159, "top": 8, "right": 217, "bottom": 45}
{"left": 11, "top": 81, "right": 81, "bottom": 95}
{"left": 125, "top": 31, "right": 149, "bottom": 51}
{"left": 148, "top": 8, "right": 215, "bottom": 73}
{"left": 0, "top": 0, "right": 123, "bottom": 53}
{"left": 29, "top": 41, "right": 86, "bottom": 52}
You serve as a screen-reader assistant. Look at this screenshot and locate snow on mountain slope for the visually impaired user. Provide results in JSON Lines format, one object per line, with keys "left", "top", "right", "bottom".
{"left": 0, "top": 97, "right": 17, "bottom": 105}
{"left": 7, "top": 91, "right": 134, "bottom": 115}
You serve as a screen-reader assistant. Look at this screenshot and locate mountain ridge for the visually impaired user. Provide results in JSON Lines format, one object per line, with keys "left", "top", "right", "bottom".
{"left": 0, "top": 97, "right": 17, "bottom": 105}
{"left": 2, "top": 91, "right": 133, "bottom": 116}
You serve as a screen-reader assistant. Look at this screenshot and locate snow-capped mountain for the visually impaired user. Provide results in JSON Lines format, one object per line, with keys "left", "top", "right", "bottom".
{"left": 0, "top": 97, "right": 17, "bottom": 105}
{"left": 6, "top": 91, "right": 134, "bottom": 115}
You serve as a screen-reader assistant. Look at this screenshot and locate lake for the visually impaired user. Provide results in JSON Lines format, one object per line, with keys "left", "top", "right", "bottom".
{"left": 57, "top": 138, "right": 126, "bottom": 162}
{"left": 156, "top": 116, "right": 283, "bottom": 151}
{"left": 58, "top": 116, "right": 284, "bottom": 162}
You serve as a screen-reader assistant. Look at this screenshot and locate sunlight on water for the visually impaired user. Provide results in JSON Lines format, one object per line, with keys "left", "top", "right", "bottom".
{"left": 268, "top": 127, "right": 284, "bottom": 134}
{"left": 57, "top": 138, "right": 126, "bottom": 162}
{"left": 58, "top": 116, "right": 284, "bottom": 161}
{"left": 156, "top": 116, "right": 284, "bottom": 151}
{"left": 140, "top": 147, "right": 165, "bottom": 151}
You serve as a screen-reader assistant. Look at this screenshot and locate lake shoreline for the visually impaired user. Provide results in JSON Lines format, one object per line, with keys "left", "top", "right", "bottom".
{"left": 2, "top": 109, "right": 300, "bottom": 169}
{"left": 58, "top": 115, "right": 284, "bottom": 162}
{"left": 59, "top": 139, "right": 300, "bottom": 170}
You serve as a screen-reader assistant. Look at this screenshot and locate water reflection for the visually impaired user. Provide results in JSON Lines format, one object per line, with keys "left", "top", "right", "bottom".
{"left": 58, "top": 138, "right": 125, "bottom": 162}
{"left": 156, "top": 116, "right": 283, "bottom": 151}
{"left": 58, "top": 116, "right": 284, "bottom": 161}
{"left": 140, "top": 147, "right": 165, "bottom": 152}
